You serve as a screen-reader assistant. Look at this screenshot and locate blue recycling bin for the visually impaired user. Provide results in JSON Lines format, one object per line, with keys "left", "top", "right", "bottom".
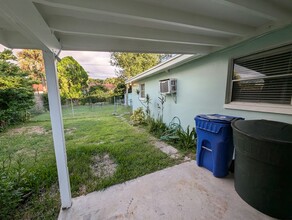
{"left": 195, "top": 114, "right": 243, "bottom": 177}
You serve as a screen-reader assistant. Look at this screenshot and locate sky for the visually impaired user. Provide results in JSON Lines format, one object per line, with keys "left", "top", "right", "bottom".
{"left": 0, "top": 44, "right": 117, "bottom": 79}
{"left": 59, "top": 50, "right": 116, "bottom": 79}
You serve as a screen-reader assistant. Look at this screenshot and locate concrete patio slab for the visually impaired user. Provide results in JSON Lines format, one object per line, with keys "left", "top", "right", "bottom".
{"left": 59, "top": 161, "right": 275, "bottom": 220}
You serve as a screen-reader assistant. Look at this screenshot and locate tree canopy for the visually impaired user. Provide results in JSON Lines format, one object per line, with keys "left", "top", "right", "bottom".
{"left": 57, "top": 56, "right": 88, "bottom": 100}
{"left": 110, "top": 53, "right": 161, "bottom": 79}
{"left": 17, "top": 50, "right": 45, "bottom": 86}
{"left": 0, "top": 49, "right": 34, "bottom": 131}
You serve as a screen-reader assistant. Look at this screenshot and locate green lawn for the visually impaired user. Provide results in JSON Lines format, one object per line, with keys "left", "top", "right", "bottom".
{"left": 0, "top": 105, "right": 178, "bottom": 219}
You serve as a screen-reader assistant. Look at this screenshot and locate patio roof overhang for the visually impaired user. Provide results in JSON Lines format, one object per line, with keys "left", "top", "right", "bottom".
{"left": 0, "top": 0, "right": 291, "bottom": 54}
{"left": 0, "top": 0, "right": 291, "bottom": 210}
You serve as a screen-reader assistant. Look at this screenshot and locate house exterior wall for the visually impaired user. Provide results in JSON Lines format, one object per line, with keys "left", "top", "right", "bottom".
{"left": 131, "top": 25, "right": 292, "bottom": 129}
{"left": 125, "top": 93, "right": 133, "bottom": 106}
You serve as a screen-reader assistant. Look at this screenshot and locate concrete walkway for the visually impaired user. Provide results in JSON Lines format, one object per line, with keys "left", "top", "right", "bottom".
{"left": 59, "top": 161, "right": 275, "bottom": 220}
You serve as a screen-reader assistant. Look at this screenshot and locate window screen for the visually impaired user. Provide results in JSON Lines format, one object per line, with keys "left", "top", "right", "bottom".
{"left": 231, "top": 45, "right": 292, "bottom": 105}
{"left": 140, "top": 84, "right": 145, "bottom": 98}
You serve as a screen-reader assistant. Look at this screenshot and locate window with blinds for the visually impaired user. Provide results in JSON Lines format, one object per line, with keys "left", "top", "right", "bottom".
{"left": 230, "top": 44, "right": 292, "bottom": 105}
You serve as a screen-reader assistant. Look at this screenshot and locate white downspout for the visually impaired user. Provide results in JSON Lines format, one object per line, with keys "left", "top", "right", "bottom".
{"left": 42, "top": 50, "right": 72, "bottom": 209}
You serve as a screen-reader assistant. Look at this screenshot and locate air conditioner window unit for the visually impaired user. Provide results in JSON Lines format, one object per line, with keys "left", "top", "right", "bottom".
{"left": 159, "top": 79, "right": 177, "bottom": 94}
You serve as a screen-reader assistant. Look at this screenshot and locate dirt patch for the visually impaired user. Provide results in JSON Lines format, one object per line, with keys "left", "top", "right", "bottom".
{"left": 8, "top": 126, "right": 46, "bottom": 135}
{"left": 15, "top": 148, "right": 37, "bottom": 158}
{"left": 79, "top": 185, "right": 87, "bottom": 195}
{"left": 64, "top": 127, "right": 77, "bottom": 135}
{"left": 90, "top": 154, "right": 117, "bottom": 178}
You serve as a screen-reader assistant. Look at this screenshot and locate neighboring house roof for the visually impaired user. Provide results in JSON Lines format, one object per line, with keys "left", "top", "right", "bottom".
{"left": 32, "top": 84, "right": 46, "bottom": 93}
{"left": 103, "top": 83, "right": 116, "bottom": 90}
{"left": 126, "top": 54, "right": 201, "bottom": 83}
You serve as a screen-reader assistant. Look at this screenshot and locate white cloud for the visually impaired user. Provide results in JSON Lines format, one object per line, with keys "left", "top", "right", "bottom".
{"left": 59, "top": 50, "right": 116, "bottom": 79}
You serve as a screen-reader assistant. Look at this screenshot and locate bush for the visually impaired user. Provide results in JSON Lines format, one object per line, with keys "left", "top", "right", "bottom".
{"left": 80, "top": 95, "right": 107, "bottom": 105}
{"left": 0, "top": 169, "right": 26, "bottom": 219}
{"left": 0, "top": 155, "right": 36, "bottom": 219}
{"left": 147, "top": 117, "right": 167, "bottom": 138}
{"left": 42, "top": 93, "right": 49, "bottom": 111}
{"left": 43, "top": 93, "right": 69, "bottom": 111}
{"left": 160, "top": 119, "right": 197, "bottom": 150}
{"left": 176, "top": 126, "right": 196, "bottom": 149}
{"left": 0, "top": 152, "right": 57, "bottom": 219}
{"left": 130, "top": 107, "right": 146, "bottom": 125}
{"left": 0, "top": 50, "right": 35, "bottom": 131}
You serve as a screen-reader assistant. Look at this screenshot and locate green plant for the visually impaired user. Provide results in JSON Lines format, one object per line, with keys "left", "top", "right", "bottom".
{"left": 157, "top": 94, "right": 166, "bottom": 120}
{"left": 136, "top": 89, "right": 140, "bottom": 96}
{"left": 57, "top": 56, "right": 88, "bottom": 101}
{"left": 136, "top": 92, "right": 151, "bottom": 118}
{"left": 147, "top": 117, "right": 168, "bottom": 138}
{"left": 130, "top": 107, "right": 146, "bottom": 125}
{"left": 0, "top": 49, "right": 35, "bottom": 131}
{"left": 0, "top": 154, "right": 37, "bottom": 219}
{"left": 145, "top": 94, "right": 151, "bottom": 117}
{"left": 42, "top": 93, "right": 49, "bottom": 111}
{"left": 176, "top": 126, "right": 196, "bottom": 149}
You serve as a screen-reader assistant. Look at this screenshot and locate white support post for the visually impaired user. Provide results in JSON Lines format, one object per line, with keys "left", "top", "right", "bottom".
{"left": 42, "top": 50, "right": 72, "bottom": 209}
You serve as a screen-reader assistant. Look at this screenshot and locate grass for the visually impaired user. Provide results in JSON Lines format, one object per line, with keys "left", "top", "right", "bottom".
{"left": 0, "top": 105, "right": 178, "bottom": 219}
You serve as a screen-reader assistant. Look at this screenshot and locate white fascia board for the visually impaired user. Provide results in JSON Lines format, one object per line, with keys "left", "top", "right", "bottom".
{"left": 126, "top": 54, "right": 201, "bottom": 84}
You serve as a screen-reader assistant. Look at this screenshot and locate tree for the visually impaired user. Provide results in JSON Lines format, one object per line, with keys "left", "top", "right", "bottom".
{"left": 57, "top": 56, "right": 88, "bottom": 102}
{"left": 114, "top": 82, "right": 126, "bottom": 97}
{"left": 86, "top": 84, "right": 110, "bottom": 103}
{"left": 17, "top": 50, "right": 46, "bottom": 90}
{"left": 0, "top": 49, "right": 15, "bottom": 60}
{"left": 104, "top": 77, "right": 117, "bottom": 84}
{"left": 110, "top": 53, "right": 161, "bottom": 79}
{"left": 0, "top": 49, "right": 34, "bottom": 131}
{"left": 88, "top": 78, "right": 104, "bottom": 85}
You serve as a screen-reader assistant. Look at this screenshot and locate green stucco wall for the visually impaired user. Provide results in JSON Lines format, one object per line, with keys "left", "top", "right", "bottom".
{"left": 131, "top": 25, "right": 292, "bottom": 129}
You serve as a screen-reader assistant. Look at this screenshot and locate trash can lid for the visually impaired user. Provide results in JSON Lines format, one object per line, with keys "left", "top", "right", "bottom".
{"left": 232, "top": 119, "right": 292, "bottom": 144}
{"left": 195, "top": 114, "right": 243, "bottom": 124}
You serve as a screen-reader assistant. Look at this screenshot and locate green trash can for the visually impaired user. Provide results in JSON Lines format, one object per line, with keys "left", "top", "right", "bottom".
{"left": 232, "top": 120, "right": 292, "bottom": 219}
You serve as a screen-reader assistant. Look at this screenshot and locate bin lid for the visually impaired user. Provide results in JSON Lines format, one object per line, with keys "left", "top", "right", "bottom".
{"left": 232, "top": 119, "right": 292, "bottom": 144}
{"left": 195, "top": 114, "right": 243, "bottom": 124}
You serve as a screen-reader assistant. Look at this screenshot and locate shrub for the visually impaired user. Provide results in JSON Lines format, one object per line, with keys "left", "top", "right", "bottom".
{"left": 160, "top": 119, "right": 197, "bottom": 150}
{"left": 0, "top": 155, "right": 36, "bottom": 219}
{"left": 0, "top": 50, "right": 35, "bottom": 131}
{"left": 147, "top": 117, "right": 167, "bottom": 138}
{"left": 42, "top": 93, "right": 49, "bottom": 111}
{"left": 130, "top": 107, "right": 145, "bottom": 125}
{"left": 176, "top": 126, "right": 196, "bottom": 149}
{"left": 0, "top": 152, "right": 57, "bottom": 219}
{"left": 80, "top": 95, "right": 107, "bottom": 105}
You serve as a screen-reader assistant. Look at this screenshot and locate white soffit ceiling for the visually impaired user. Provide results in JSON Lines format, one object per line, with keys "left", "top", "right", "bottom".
{"left": 0, "top": 0, "right": 291, "bottom": 54}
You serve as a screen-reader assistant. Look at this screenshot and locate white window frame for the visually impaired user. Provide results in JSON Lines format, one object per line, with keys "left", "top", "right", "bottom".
{"left": 225, "top": 44, "right": 292, "bottom": 115}
{"left": 139, "top": 83, "right": 145, "bottom": 99}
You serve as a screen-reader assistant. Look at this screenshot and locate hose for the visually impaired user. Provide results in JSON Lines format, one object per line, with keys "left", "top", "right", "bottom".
{"left": 160, "top": 116, "right": 183, "bottom": 140}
